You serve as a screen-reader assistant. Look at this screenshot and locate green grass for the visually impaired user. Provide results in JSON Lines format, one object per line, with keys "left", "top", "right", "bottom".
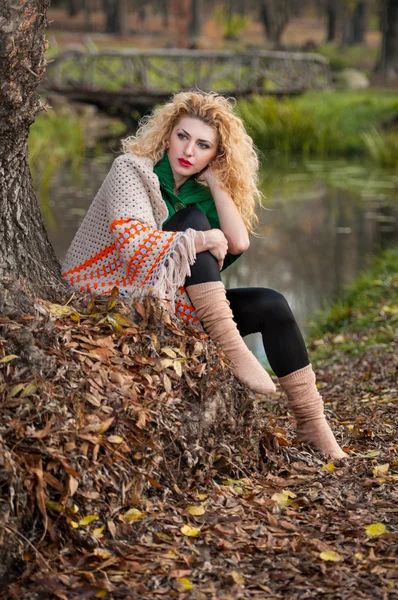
{"left": 316, "top": 44, "right": 379, "bottom": 73}
{"left": 306, "top": 246, "right": 398, "bottom": 362}
{"left": 238, "top": 90, "right": 398, "bottom": 165}
{"left": 28, "top": 108, "right": 86, "bottom": 226}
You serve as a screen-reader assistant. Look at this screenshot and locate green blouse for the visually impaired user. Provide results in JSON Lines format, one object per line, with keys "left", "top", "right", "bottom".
{"left": 153, "top": 153, "right": 242, "bottom": 271}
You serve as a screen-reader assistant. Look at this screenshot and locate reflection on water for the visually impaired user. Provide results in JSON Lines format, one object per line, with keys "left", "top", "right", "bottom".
{"left": 44, "top": 156, "right": 398, "bottom": 361}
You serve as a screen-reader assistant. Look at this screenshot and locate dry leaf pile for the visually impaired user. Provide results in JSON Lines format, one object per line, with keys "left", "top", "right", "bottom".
{"left": 0, "top": 285, "right": 397, "bottom": 599}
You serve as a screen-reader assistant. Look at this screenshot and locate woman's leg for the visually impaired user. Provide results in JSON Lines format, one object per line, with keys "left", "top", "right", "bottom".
{"left": 163, "top": 208, "right": 275, "bottom": 394}
{"left": 225, "top": 288, "right": 309, "bottom": 378}
{"left": 163, "top": 207, "right": 220, "bottom": 285}
{"left": 226, "top": 288, "right": 346, "bottom": 458}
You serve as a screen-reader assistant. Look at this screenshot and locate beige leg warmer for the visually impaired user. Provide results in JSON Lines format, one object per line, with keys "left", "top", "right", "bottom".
{"left": 279, "top": 364, "right": 346, "bottom": 458}
{"left": 186, "top": 281, "right": 276, "bottom": 395}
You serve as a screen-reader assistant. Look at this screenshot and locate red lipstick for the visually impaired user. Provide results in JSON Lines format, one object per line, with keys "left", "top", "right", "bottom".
{"left": 178, "top": 158, "right": 192, "bottom": 167}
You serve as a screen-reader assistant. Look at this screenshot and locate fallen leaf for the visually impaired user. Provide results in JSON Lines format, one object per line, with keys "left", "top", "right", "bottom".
{"left": 0, "top": 354, "right": 19, "bottom": 363}
{"left": 187, "top": 505, "right": 205, "bottom": 516}
{"left": 123, "top": 508, "right": 145, "bottom": 521}
{"left": 176, "top": 578, "right": 194, "bottom": 591}
{"left": 319, "top": 551, "right": 343, "bottom": 562}
{"left": 79, "top": 515, "right": 99, "bottom": 526}
{"left": 231, "top": 571, "right": 244, "bottom": 584}
{"left": 272, "top": 490, "right": 296, "bottom": 507}
{"left": 107, "top": 435, "right": 124, "bottom": 444}
{"left": 322, "top": 463, "right": 335, "bottom": 472}
{"left": 181, "top": 524, "right": 200, "bottom": 537}
{"left": 94, "top": 548, "right": 112, "bottom": 559}
{"left": 372, "top": 463, "right": 389, "bottom": 477}
{"left": 365, "top": 523, "right": 387, "bottom": 536}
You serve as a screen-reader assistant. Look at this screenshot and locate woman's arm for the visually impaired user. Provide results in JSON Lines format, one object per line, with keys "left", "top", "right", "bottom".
{"left": 198, "top": 170, "right": 250, "bottom": 255}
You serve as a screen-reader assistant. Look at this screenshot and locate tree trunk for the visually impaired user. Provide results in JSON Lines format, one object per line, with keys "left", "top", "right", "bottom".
{"left": 326, "top": 0, "right": 338, "bottom": 42}
{"left": 103, "top": 0, "right": 129, "bottom": 35}
{"left": 351, "top": 1, "right": 367, "bottom": 44}
{"left": 375, "top": 0, "right": 398, "bottom": 79}
{"left": 189, "top": 0, "right": 202, "bottom": 48}
{"left": 259, "top": 0, "right": 293, "bottom": 48}
{"left": 159, "top": 0, "right": 170, "bottom": 28}
{"left": 0, "top": 0, "right": 65, "bottom": 300}
{"left": 67, "top": 0, "right": 81, "bottom": 17}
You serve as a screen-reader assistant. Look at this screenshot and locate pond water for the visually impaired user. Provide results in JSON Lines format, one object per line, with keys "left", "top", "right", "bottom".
{"left": 42, "top": 156, "right": 398, "bottom": 361}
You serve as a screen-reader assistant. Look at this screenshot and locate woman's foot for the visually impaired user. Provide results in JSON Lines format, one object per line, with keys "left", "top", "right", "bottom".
{"left": 279, "top": 365, "right": 347, "bottom": 459}
{"left": 186, "top": 281, "right": 276, "bottom": 395}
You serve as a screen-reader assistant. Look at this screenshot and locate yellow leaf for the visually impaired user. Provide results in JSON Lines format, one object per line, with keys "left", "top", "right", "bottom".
{"left": 187, "top": 505, "right": 205, "bottom": 516}
{"left": 98, "top": 417, "right": 115, "bottom": 434}
{"left": 48, "top": 303, "right": 73, "bottom": 317}
{"left": 322, "top": 463, "right": 335, "bottom": 472}
{"left": 8, "top": 383, "right": 26, "bottom": 397}
{"left": 20, "top": 383, "right": 37, "bottom": 397}
{"left": 347, "top": 424, "right": 354, "bottom": 431}
{"left": 197, "top": 493, "right": 208, "bottom": 501}
{"left": 333, "top": 334, "right": 345, "bottom": 344}
{"left": 160, "top": 358, "right": 174, "bottom": 369}
{"left": 69, "top": 520, "right": 79, "bottom": 528}
{"left": 231, "top": 571, "right": 244, "bottom": 585}
{"left": 107, "top": 435, "right": 124, "bottom": 444}
{"left": 93, "top": 525, "right": 105, "bottom": 536}
{"left": 365, "top": 523, "right": 387, "bottom": 536}
{"left": 79, "top": 515, "right": 99, "bottom": 526}
{"left": 161, "top": 347, "right": 177, "bottom": 358}
{"left": 180, "top": 524, "right": 200, "bottom": 537}
{"left": 95, "top": 591, "right": 107, "bottom": 598}
{"left": 176, "top": 578, "right": 194, "bottom": 591}
{"left": 372, "top": 463, "right": 389, "bottom": 477}
{"left": 319, "top": 551, "right": 343, "bottom": 562}
{"left": 355, "top": 553, "right": 365, "bottom": 561}
{"left": 123, "top": 508, "right": 145, "bottom": 521}
{"left": 272, "top": 490, "right": 296, "bottom": 507}
{"left": 46, "top": 500, "right": 64, "bottom": 514}
{"left": 94, "top": 548, "right": 112, "bottom": 559}
{"left": 0, "top": 355, "right": 19, "bottom": 363}
{"left": 173, "top": 360, "right": 182, "bottom": 377}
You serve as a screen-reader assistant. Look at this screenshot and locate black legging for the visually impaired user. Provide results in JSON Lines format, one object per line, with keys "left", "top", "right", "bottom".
{"left": 163, "top": 207, "right": 309, "bottom": 378}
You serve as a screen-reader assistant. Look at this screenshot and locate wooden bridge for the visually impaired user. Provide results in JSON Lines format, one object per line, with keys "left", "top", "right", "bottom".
{"left": 44, "top": 49, "right": 332, "bottom": 116}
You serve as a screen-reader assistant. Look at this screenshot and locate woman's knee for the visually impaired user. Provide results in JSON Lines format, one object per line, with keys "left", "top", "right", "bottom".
{"left": 173, "top": 207, "right": 212, "bottom": 232}
{"left": 256, "top": 288, "right": 296, "bottom": 326}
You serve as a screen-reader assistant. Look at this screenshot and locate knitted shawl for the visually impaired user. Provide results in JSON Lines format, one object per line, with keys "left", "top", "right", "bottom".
{"left": 62, "top": 153, "right": 199, "bottom": 324}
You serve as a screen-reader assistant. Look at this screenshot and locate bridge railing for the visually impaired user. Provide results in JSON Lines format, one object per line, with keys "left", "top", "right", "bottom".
{"left": 45, "top": 49, "right": 332, "bottom": 97}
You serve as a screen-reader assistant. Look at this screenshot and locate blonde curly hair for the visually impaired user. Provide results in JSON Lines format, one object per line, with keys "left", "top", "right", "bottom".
{"left": 122, "top": 91, "right": 261, "bottom": 232}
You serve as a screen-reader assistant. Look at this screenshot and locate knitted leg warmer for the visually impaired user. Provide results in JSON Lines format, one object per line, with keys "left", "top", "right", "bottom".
{"left": 186, "top": 281, "right": 276, "bottom": 395}
{"left": 279, "top": 364, "right": 346, "bottom": 459}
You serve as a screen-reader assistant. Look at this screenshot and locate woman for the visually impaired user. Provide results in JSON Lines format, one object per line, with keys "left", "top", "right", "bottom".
{"left": 62, "top": 91, "right": 346, "bottom": 459}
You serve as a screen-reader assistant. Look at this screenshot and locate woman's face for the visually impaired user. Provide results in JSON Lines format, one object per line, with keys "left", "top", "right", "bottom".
{"left": 167, "top": 117, "right": 219, "bottom": 183}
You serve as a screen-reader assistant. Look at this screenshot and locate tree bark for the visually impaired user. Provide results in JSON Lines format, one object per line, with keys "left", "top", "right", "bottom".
{"left": 103, "top": 0, "right": 129, "bottom": 35}
{"left": 259, "top": 0, "right": 293, "bottom": 48}
{"left": 0, "top": 0, "right": 65, "bottom": 300}
{"left": 377, "top": 0, "right": 398, "bottom": 79}
{"left": 351, "top": 1, "right": 367, "bottom": 44}
{"left": 326, "top": 0, "right": 338, "bottom": 42}
{"left": 189, "top": 0, "right": 202, "bottom": 48}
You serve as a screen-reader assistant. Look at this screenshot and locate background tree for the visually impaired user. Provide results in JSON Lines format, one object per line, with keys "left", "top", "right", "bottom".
{"left": 189, "top": 0, "right": 203, "bottom": 47}
{"left": 376, "top": 0, "right": 398, "bottom": 80}
{"left": 103, "top": 0, "right": 129, "bottom": 35}
{"left": 325, "top": 0, "right": 339, "bottom": 42}
{"left": 259, "top": 0, "right": 294, "bottom": 48}
{"left": 0, "top": 0, "right": 64, "bottom": 299}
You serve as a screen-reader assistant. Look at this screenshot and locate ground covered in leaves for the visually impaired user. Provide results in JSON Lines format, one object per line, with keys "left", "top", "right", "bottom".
{"left": 0, "top": 279, "right": 397, "bottom": 600}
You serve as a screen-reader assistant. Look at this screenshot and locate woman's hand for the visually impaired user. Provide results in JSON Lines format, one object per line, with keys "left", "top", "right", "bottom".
{"left": 196, "top": 163, "right": 219, "bottom": 187}
{"left": 195, "top": 229, "right": 228, "bottom": 270}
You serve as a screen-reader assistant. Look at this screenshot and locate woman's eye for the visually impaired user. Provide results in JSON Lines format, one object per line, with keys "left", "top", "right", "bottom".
{"left": 198, "top": 143, "right": 209, "bottom": 149}
{"left": 177, "top": 133, "right": 187, "bottom": 140}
